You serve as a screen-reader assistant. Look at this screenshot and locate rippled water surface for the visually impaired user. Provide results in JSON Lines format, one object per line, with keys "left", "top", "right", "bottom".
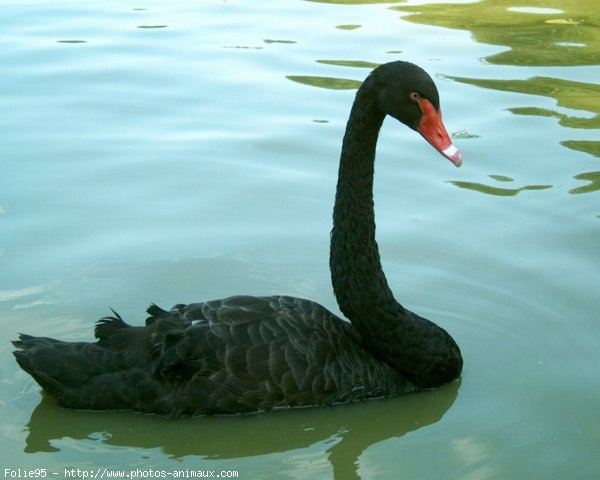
{"left": 2, "top": 0, "right": 599, "bottom": 479}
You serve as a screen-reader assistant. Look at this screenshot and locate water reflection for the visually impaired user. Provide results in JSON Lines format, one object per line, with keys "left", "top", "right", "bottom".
{"left": 392, "top": 0, "right": 599, "bottom": 66}
{"left": 306, "top": 0, "right": 401, "bottom": 4}
{"left": 264, "top": 39, "right": 297, "bottom": 45}
{"left": 448, "top": 177, "right": 552, "bottom": 197}
{"left": 570, "top": 171, "right": 600, "bottom": 194}
{"left": 287, "top": 59, "right": 377, "bottom": 90}
{"left": 448, "top": 75, "right": 600, "bottom": 131}
{"left": 316, "top": 60, "right": 380, "bottom": 69}
{"left": 23, "top": 383, "right": 458, "bottom": 479}
{"left": 448, "top": 75, "right": 600, "bottom": 192}
{"left": 336, "top": 24, "right": 362, "bottom": 30}
{"left": 393, "top": 0, "right": 600, "bottom": 197}
{"left": 287, "top": 75, "right": 361, "bottom": 90}
{"left": 562, "top": 140, "right": 600, "bottom": 158}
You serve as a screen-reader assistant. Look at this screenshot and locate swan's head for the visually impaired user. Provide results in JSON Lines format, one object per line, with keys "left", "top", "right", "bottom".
{"left": 370, "top": 61, "right": 463, "bottom": 167}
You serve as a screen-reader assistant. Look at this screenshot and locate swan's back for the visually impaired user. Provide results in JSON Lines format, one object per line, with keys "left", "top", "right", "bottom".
{"left": 13, "top": 295, "right": 414, "bottom": 415}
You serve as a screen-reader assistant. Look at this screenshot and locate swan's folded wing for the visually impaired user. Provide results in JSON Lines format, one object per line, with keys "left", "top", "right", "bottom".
{"left": 146, "top": 295, "right": 357, "bottom": 412}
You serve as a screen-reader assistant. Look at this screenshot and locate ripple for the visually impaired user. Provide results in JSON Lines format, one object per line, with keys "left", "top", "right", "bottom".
{"left": 316, "top": 59, "right": 380, "bottom": 69}
{"left": 488, "top": 174, "right": 513, "bottom": 182}
{"left": 451, "top": 129, "right": 480, "bottom": 140}
{"left": 560, "top": 141, "right": 600, "bottom": 158}
{"left": 264, "top": 39, "right": 297, "bottom": 44}
{"left": 570, "top": 172, "right": 600, "bottom": 195}
{"left": 448, "top": 180, "right": 553, "bottom": 196}
{"left": 286, "top": 75, "right": 361, "bottom": 90}
{"left": 0, "top": 286, "right": 45, "bottom": 303}
{"left": 545, "top": 18, "right": 583, "bottom": 26}
{"left": 556, "top": 42, "right": 587, "bottom": 47}
{"left": 507, "top": 7, "right": 563, "bottom": 15}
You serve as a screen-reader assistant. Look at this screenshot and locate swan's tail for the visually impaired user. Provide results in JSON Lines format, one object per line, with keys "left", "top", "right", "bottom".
{"left": 13, "top": 334, "right": 59, "bottom": 393}
{"left": 12, "top": 310, "right": 172, "bottom": 412}
{"left": 12, "top": 334, "right": 108, "bottom": 399}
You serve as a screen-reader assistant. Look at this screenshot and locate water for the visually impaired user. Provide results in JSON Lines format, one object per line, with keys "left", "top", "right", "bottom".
{"left": 1, "top": 0, "right": 599, "bottom": 478}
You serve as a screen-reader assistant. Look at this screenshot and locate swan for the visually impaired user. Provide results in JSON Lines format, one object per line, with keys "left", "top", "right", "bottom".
{"left": 13, "top": 61, "right": 463, "bottom": 416}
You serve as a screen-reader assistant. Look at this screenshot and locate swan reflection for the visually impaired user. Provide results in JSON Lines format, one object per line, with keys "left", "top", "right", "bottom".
{"left": 23, "top": 381, "right": 459, "bottom": 480}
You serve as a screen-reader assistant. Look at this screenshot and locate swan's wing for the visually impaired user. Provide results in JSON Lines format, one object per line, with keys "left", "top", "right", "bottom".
{"left": 144, "top": 295, "right": 364, "bottom": 413}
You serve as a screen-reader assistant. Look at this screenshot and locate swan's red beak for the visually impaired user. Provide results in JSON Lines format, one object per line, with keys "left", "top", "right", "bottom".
{"left": 417, "top": 99, "right": 463, "bottom": 167}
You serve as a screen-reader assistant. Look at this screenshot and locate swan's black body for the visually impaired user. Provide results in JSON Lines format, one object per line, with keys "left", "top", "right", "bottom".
{"left": 13, "top": 62, "right": 463, "bottom": 416}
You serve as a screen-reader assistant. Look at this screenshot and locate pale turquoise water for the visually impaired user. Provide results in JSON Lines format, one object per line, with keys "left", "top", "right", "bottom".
{"left": 1, "top": 1, "right": 599, "bottom": 479}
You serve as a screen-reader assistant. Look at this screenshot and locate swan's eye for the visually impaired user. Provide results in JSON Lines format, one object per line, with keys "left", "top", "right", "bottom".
{"left": 409, "top": 92, "right": 421, "bottom": 103}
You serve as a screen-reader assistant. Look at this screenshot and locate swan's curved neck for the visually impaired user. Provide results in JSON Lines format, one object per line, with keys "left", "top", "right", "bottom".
{"left": 329, "top": 82, "right": 463, "bottom": 388}
{"left": 330, "top": 85, "right": 405, "bottom": 341}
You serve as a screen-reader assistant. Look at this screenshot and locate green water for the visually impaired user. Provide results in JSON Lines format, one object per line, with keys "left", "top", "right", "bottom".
{"left": 1, "top": 0, "right": 599, "bottom": 478}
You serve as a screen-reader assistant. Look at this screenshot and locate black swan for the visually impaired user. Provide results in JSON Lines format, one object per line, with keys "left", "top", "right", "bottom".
{"left": 13, "top": 61, "right": 463, "bottom": 416}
